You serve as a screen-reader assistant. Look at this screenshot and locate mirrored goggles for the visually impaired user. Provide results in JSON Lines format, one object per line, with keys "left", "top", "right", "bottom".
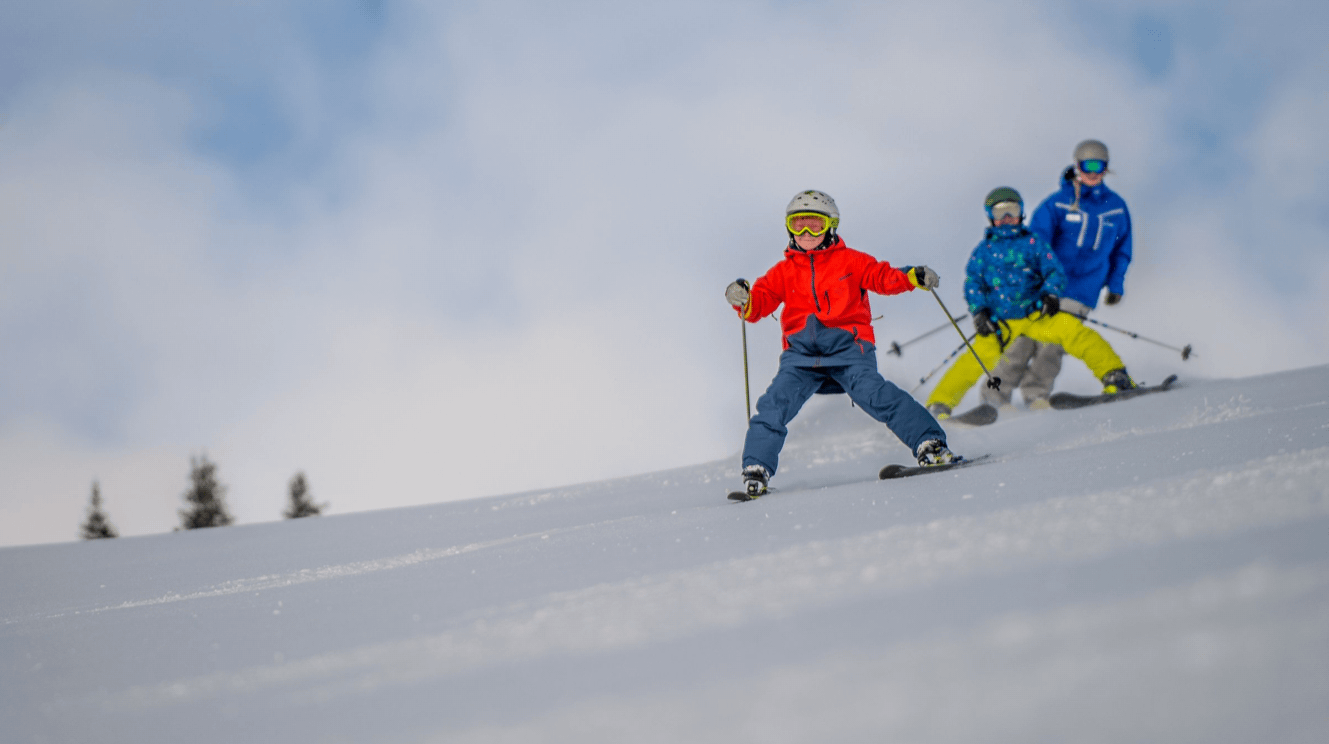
{"left": 1078, "top": 158, "right": 1108, "bottom": 174}
{"left": 987, "top": 200, "right": 1023, "bottom": 222}
{"left": 786, "top": 212, "right": 833, "bottom": 236}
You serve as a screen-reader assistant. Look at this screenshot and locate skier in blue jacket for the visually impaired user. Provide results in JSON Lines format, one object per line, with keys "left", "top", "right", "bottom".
{"left": 982, "top": 139, "right": 1134, "bottom": 408}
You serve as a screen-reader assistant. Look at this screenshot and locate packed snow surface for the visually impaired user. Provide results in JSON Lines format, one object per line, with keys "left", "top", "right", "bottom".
{"left": 3, "top": 366, "right": 1328, "bottom": 743}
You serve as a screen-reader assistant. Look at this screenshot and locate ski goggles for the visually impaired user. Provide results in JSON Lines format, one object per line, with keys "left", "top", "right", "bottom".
{"left": 986, "top": 200, "right": 1023, "bottom": 221}
{"left": 786, "top": 212, "right": 834, "bottom": 236}
{"left": 1078, "top": 158, "right": 1108, "bottom": 174}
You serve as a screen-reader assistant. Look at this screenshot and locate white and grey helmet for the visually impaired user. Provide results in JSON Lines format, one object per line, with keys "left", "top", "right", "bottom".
{"left": 786, "top": 189, "right": 840, "bottom": 225}
{"left": 1073, "top": 139, "right": 1109, "bottom": 162}
{"left": 1073, "top": 139, "right": 1111, "bottom": 175}
{"left": 785, "top": 189, "right": 840, "bottom": 248}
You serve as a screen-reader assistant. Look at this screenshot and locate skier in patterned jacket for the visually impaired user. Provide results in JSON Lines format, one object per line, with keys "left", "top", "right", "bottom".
{"left": 982, "top": 139, "right": 1134, "bottom": 408}
{"left": 923, "top": 186, "right": 1134, "bottom": 418}
{"left": 724, "top": 190, "right": 955, "bottom": 499}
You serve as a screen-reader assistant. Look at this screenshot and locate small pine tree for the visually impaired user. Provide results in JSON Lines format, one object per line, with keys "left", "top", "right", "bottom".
{"left": 178, "top": 455, "right": 235, "bottom": 530}
{"left": 80, "top": 481, "right": 119, "bottom": 540}
{"left": 283, "top": 471, "right": 327, "bottom": 519}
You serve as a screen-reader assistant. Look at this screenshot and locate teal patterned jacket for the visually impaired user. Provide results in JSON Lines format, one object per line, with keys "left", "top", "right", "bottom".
{"left": 963, "top": 224, "right": 1068, "bottom": 320}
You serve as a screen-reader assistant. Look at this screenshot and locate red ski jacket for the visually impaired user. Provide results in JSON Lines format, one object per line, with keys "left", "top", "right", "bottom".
{"left": 740, "top": 238, "right": 917, "bottom": 349}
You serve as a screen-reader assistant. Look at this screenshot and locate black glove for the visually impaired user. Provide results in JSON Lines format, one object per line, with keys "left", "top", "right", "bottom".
{"left": 973, "top": 309, "right": 998, "bottom": 336}
{"left": 1040, "top": 294, "right": 1060, "bottom": 316}
{"left": 1105, "top": 292, "right": 1122, "bottom": 306}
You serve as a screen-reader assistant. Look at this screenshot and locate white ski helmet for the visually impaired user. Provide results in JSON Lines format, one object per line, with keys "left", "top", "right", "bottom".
{"left": 786, "top": 189, "right": 840, "bottom": 229}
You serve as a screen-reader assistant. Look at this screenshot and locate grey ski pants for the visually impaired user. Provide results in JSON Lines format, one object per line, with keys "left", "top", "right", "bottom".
{"left": 981, "top": 336, "right": 1064, "bottom": 406}
{"left": 981, "top": 298, "right": 1091, "bottom": 407}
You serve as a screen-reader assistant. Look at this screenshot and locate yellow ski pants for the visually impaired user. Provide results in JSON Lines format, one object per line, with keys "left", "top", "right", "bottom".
{"left": 925, "top": 312, "right": 1124, "bottom": 410}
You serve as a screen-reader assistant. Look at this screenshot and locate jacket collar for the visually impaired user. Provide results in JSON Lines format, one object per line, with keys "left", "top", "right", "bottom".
{"left": 1059, "top": 168, "right": 1111, "bottom": 203}
{"left": 785, "top": 235, "right": 846, "bottom": 259}
{"left": 985, "top": 224, "right": 1030, "bottom": 241}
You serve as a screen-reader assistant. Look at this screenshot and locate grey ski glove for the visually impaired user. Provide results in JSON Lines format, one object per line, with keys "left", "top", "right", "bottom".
{"left": 725, "top": 279, "right": 751, "bottom": 308}
{"left": 906, "top": 265, "right": 940, "bottom": 290}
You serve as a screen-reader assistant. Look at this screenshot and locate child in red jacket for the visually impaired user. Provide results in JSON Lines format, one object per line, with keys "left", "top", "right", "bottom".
{"left": 725, "top": 190, "right": 956, "bottom": 498}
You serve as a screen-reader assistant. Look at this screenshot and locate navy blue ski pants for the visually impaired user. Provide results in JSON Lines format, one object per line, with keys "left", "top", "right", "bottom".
{"left": 742, "top": 359, "right": 945, "bottom": 477}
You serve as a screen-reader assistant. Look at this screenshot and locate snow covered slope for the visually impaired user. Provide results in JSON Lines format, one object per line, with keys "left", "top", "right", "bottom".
{"left": 3, "top": 366, "right": 1327, "bottom": 743}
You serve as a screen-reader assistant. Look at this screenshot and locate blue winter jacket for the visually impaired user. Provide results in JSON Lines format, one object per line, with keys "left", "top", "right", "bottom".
{"left": 1027, "top": 169, "right": 1132, "bottom": 308}
{"left": 964, "top": 225, "right": 1068, "bottom": 321}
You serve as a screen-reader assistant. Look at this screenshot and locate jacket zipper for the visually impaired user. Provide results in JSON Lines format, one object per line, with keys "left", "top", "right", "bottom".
{"left": 810, "top": 254, "right": 821, "bottom": 312}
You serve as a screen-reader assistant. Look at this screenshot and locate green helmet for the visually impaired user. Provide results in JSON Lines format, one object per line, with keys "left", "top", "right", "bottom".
{"left": 983, "top": 186, "right": 1022, "bottom": 210}
{"left": 984, "top": 186, "right": 1024, "bottom": 223}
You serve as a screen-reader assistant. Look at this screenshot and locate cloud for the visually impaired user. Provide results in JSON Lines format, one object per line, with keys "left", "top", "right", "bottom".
{"left": 1, "top": 0, "right": 1326, "bottom": 546}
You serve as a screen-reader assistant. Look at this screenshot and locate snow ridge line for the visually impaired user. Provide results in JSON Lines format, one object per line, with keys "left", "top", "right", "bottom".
{"left": 1034, "top": 399, "right": 1327, "bottom": 455}
{"left": 103, "top": 448, "right": 1329, "bottom": 710}
{"left": 2, "top": 524, "right": 602, "bottom": 625}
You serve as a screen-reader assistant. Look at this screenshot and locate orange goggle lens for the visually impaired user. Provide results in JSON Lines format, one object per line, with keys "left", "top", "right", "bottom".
{"left": 786, "top": 212, "right": 833, "bottom": 236}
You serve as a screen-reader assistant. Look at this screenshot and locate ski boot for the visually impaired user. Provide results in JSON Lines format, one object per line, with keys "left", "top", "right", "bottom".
{"left": 1100, "top": 368, "right": 1137, "bottom": 394}
{"left": 926, "top": 402, "right": 952, "bottom": 420}
{"left": 915, "top": 439, "right": 957, "bottom": 467}
{"left": 741, "top": 464, "right": 770, "bottom": 498}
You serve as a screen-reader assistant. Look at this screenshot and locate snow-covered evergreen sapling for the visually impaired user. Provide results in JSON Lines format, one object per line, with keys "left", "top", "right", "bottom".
{"left": 283, "top": 471, "right": 327, "bottom": 519}
{"left": 79, "top": 481, "right": 118, "bottom": 540}
{"left": 177, "top": 455, "right": 235, "bottom": 530}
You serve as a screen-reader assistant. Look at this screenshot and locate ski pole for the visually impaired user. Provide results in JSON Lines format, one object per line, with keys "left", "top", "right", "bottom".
{"left": 728, "top": 278, "right": 755, "bottom": 423}
{"left": 741, "top": 315, "right": 752, "bottom": 423}
{"left": 1081, "top": 317, "right": 1196, "bottom": 360}
{"left": 910, "top": 335, "right": 976, "bottom": 394}
{"left": 929, "top": 289, "right": 1001, "bottom": 390}
{"left": 886, "top": 314, "right": 969, "bottom": 356}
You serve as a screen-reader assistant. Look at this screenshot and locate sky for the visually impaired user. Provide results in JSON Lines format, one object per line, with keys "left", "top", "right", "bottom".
{"left": 1, "top": 0, "right": 1327, "bottom": 546}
